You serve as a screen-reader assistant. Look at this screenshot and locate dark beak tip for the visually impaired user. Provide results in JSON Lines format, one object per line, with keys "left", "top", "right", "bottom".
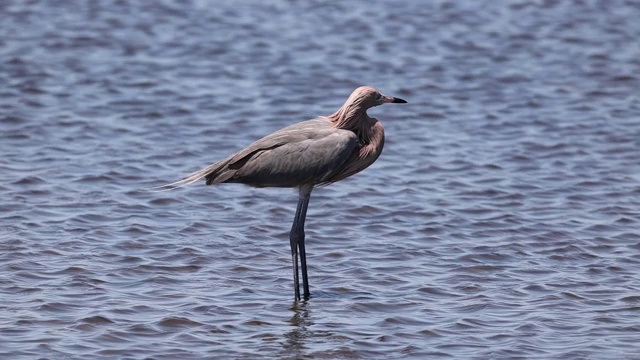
{"left": 392, "top": 97, "right": 408, "bottom": 104}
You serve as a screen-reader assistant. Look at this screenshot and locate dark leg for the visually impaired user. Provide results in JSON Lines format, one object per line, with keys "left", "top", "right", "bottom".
{"left": 290, "top": 185, "right": 313, "bottom": 300}
{"left": 298, "top": 232, "right": 310, "bottom": 299}
{"left": 289, "top": 232, "right": 300, "bottom": 301}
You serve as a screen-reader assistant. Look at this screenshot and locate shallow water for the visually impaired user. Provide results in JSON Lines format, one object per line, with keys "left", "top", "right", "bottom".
{"left": 2, "top": 0, "right": 640, "bottom": 358}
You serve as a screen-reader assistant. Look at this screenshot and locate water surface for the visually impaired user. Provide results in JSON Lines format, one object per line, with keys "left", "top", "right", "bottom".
{"left": 2, "top": 0, "right": 640, "bottom": 358}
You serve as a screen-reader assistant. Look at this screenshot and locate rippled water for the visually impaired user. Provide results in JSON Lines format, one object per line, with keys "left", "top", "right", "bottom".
{"left": 2, "top": 0, "right": 640, "bottom": 358}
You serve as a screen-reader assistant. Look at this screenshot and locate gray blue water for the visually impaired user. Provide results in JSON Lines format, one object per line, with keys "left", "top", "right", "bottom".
{"left": 2, "top": 0, "right": 640, "bottom": 358}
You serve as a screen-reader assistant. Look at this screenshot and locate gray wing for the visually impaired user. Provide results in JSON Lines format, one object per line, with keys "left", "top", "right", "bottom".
{"left": 223, "top": 118, "right": 359, "bottom": 187}
{"left": 154, "top": 118, "right": 359, "bottom": 190}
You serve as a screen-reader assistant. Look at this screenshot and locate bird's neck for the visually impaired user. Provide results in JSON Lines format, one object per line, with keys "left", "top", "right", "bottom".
{"left": 326, "top": 105, "right": 371, "bottom": 135}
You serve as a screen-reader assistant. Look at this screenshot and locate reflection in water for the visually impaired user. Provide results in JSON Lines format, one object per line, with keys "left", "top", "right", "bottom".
{"left": 282, "top": 301, "right": 312, "bottom": 357}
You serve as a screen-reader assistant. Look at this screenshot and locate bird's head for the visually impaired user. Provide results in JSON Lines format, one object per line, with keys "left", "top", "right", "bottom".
{"left": 347, "top": 86, "right": 408, "bottom": 110}
{"left": 327, "top": 86, "right": 407, "bottom": 129}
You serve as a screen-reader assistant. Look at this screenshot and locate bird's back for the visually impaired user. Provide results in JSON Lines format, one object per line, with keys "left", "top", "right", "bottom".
{"left": 208, "top": 118, "right": 360, "bottom": 187}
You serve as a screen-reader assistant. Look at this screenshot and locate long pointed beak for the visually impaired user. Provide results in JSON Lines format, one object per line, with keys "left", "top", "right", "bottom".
{"left": 382, "top": 95, "right": 408, "bottom": 104}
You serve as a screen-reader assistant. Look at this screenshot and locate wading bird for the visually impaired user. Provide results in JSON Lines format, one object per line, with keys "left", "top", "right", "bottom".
{"left": 157, "top": 86, "right": 407, "bottom": 300}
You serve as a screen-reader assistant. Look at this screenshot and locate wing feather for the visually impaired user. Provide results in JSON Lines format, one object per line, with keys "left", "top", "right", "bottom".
{"left": 153, "top": 118, "right": 360, "bottom": 190}
{"left": 231, "top": 126, "right": 359, "bottom": 187}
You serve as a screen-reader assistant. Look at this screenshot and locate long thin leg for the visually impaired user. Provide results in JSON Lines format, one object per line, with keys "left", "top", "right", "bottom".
{"left": 290, "top": 232, "right": 300, "bottom": 300}
{"left": 298, "top": 232, "right": 310, "bottom": 299}
{"left": 290, "top": 185, "right": 313, "bottom": 300}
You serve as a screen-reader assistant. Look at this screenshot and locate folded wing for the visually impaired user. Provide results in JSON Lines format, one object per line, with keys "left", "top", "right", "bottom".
{"left": 154, "top": 118, "right": 360, "bottom": 190}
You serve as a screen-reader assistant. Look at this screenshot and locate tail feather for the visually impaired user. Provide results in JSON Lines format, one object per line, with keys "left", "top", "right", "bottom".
{"left": 149, "top": 161, "right": 229, "bottom": 192}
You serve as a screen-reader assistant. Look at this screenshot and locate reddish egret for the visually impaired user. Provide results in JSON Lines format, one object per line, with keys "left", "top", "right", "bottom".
{"left": 157, "top": 86, "right": 407, "bottom": 300}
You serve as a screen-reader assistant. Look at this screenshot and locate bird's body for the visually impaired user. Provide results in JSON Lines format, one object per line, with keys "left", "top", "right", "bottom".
{"left": 157, "top": 86, "right": 406, "bottom": 300}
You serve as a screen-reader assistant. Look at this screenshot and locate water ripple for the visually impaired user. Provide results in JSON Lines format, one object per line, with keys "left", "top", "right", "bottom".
{"left": 1, "top": 0, "right": 640, "bottom": 358}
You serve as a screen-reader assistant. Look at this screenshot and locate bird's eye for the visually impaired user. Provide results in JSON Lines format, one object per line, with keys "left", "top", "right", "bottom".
{"left": 375, "top": 93, "right": 382, "bottom": 100}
